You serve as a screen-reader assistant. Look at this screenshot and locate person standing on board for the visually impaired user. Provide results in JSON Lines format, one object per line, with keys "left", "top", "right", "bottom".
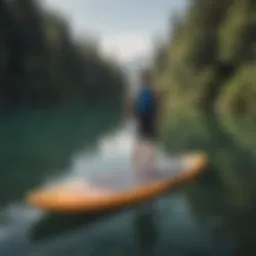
{"left": 125, "top": 69, "right": 160, "bottom": 175}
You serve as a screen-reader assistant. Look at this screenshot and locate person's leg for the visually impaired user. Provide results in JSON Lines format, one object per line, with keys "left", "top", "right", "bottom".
{"left": 143, "top": 114, "right": 157, "bottom": 175}
{"left": 132, "top": 138, "right": 142, "bottom": 167}
{"left": 133, "top": 139, "right": 150, "bottom": 177}
{"left": 132, "top": 115, "right": 144, "bottom": 170}
{"left": 144, "top": 139, "right": 157, "bottom": 175}
{"left": 133, "top": 114, "right": 157, "bottom": 175}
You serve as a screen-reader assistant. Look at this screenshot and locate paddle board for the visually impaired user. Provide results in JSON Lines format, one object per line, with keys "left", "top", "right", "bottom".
{"left": 25, "top": 152, "right": 207, "bottom": 213}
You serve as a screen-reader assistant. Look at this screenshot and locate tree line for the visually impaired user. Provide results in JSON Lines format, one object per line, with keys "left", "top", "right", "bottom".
{"left": 0, "top": 0, "right": 125, "bottom": 108}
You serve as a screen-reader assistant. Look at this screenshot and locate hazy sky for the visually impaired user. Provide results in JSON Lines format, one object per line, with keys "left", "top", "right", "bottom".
{"left": 41, "top": 0, "right": 188, "bottom": 64}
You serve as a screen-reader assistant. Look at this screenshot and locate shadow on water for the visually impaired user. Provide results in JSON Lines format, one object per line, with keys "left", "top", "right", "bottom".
{"left": 163, "top": 111, "right": 256, "bottom": 255}
{"left": 29, "top": 200, "right": 160, "bottom": 256}
{"left": 30, "top": 202, "right": 159, "bottom": 254}
{"left": 30, "top": 210, "right": 119, "bottom": 242}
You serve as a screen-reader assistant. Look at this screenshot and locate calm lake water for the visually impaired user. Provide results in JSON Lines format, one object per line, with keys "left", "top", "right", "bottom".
{"left": 0, "top": 108, "right": 255, "bottom": 256}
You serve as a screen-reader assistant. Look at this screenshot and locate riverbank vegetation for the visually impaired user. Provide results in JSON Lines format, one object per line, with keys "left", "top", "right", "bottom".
{"left": 153, "top": 0, "right": 255, "bottom": 122}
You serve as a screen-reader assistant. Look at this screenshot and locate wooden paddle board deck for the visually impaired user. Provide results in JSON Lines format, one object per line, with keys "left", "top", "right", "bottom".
{"left": 25, "top": 152, "right": 207, "bottom": 213}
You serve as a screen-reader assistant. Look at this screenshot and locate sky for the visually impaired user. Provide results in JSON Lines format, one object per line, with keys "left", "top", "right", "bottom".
{"left": 40, "top": 0, "right": 188, "bottom": 64}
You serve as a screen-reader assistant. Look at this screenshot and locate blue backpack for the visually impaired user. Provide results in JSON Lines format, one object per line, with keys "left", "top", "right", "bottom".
{"left": 134, "top": 87, "right": 155, "bottom": 116}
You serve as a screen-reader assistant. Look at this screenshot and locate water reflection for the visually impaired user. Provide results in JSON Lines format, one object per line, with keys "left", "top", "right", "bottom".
{"left": 0, "top": 109, "right": 254, "bottom": 255}
{"left": 163, "top": 112, "right": 256, "bottom": 255}
{"left": 28, "top": 193, "right": 214, "bottom": 256}
{"left": 134, "top": 203, "right": 158, "bottom": 256}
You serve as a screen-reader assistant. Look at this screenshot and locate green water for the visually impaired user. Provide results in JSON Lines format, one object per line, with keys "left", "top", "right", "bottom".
{"left": 0, "top": 108, "right": 255, "bottom": 256}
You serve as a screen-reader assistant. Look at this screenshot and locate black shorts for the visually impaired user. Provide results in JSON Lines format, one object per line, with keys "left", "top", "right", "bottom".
{"left": 136, "top": 113, "right": 156, "bottom": 140}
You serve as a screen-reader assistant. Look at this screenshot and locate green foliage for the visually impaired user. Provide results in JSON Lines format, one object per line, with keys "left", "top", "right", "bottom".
{"left": 218, "top": 63, "right": 256, "bottom": 117}
{"left": 153, "top": 0, "right": 255, "bottom": 120}
{"left": 218, "top": 0, "right": 256, "bottom": 62}
{"left": 0, "top": 0, "right": 125, "bottom": 108}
